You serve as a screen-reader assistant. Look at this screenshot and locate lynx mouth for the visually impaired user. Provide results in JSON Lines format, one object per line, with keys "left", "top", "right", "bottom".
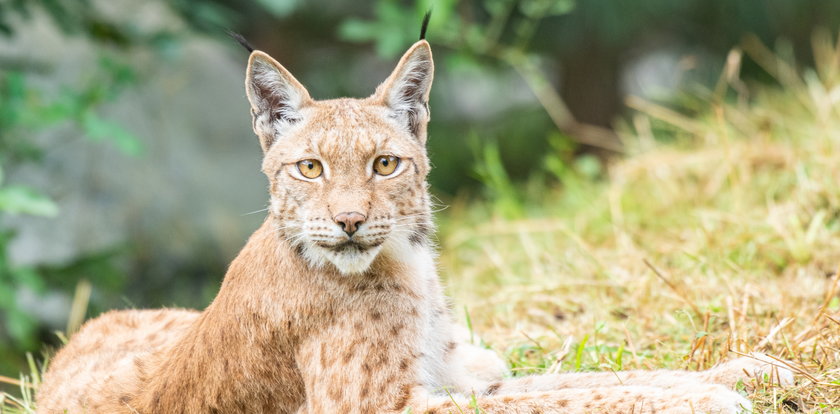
{"left": 308, "top": 240, "right": 383, "bottom": 275}
{"left": 303, "top": 232, "right": 389, "bottom": 274}
{"left": 328, "top": 240, "right": 363, "bottom": 251}
{"left": 323, "top": 239, "right": 380, "bottom": 252}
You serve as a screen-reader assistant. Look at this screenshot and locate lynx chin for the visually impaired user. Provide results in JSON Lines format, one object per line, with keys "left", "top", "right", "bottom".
{"left": 36, "top": 34, "right": 793, "bottom": 413}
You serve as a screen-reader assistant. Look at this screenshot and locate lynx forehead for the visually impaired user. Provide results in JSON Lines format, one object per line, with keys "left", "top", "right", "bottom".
{"left": 245, "top": 43, "right": 434, "bottom": 275}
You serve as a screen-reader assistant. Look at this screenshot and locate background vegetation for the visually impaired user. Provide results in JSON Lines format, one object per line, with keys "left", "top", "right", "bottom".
{"left": 2, "top": 0, "right": 840, "bottom": 412}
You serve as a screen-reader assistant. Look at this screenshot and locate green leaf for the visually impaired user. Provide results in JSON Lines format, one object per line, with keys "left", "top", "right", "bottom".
{"left": 484, "top": 0, "right": 510, "bottom": 16}
{"left": 0, "top": 21, "right": 13, "bottom": 36}
{"left": 519, "top": 0, "right": 575, "bottom": 18}
{"left": 81, "top": 111, "right": 143, "bottom": 155}
{"left": 340, "top": 2, "right": 422, "bottom": 58}
{"left": 549, "top": 0, "right": 575, "bottom": 15}
{"left": 0, "top": 186, "right": 59, "bottom": 216}
{"left": 0, "top": 281, "right": 13, "bottom": 306}
{"left": 5, "top": 307, "right": 37, "bottom": 348}
{"left": 255, "top": 0, "right": 303, "bottom": 17}
{"left": 574, "top": 334, "right": 589, "bottom": 370}
{"left": 338, "top": 19, "right": 379, "bottom": 43}
{"left": 11, "top": 266, "right": 45, "bottom": 292}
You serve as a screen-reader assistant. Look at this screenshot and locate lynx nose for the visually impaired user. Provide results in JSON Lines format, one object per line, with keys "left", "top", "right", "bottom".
{"left": 334, "top": 212, "right": 366, "bottom": 237}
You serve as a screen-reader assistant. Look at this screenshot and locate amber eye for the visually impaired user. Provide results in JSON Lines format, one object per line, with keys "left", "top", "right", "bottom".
{"left": 373, "top": 155, "right": 400, "bottom": 176}
{"left": 296, "top": 159, "right": 323, "bottom": 179}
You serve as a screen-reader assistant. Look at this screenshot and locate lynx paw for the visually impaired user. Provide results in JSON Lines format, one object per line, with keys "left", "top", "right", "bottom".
{"left": 672, "top": 384, "right": 752, "bottom": 414}
{"left": 706, "top": 353, "right": 795, "bottom": 389}
{"left": 708, "top": 388, "right": 753, "bottom": 414}
{"left": 450, "top": 325, "right": 508, "bottom": 382}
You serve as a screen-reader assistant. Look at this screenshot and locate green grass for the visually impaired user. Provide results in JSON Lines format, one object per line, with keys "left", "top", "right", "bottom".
{"left": 4, "top": 34, "right": 840, "bottom": 413}
{"left": 0, "top": 353, "right": 39, "bottom": 413}
{"left": 439, "top": 32, "right": 840, "bottom": 412}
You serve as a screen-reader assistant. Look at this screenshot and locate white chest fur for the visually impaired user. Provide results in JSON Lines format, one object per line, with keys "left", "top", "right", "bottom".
{"left": 382, "top": 237, "right": 455, "bottom": 392}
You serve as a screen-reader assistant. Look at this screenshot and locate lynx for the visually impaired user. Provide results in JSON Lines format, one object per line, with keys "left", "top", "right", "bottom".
{"left": 36, "top": 28, "right": 793, "bottom": 413}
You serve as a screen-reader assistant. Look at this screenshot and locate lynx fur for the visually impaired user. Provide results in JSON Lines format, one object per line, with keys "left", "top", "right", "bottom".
{"left": 36, "top": 39, "right": 793, "bottom": 413}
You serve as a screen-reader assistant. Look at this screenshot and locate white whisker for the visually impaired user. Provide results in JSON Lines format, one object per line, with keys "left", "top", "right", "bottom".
{"left": 241, "top": 207, "right": 270, "bottom": 216}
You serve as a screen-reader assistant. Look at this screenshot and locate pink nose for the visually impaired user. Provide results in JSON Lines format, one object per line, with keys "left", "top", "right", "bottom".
{"left": 333, "top": 212, "right": 366, "bottom": 237}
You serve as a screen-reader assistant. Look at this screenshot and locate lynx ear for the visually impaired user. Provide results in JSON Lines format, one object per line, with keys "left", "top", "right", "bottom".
{"left": 375, "top": 40, "right": 434, "bottom": 142}
{"left": 245, "top": 51, "right": 312, "bottom": 152}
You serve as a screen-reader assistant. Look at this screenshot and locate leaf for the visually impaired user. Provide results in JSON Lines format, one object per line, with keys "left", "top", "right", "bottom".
{"left": 445, "top": 52, "right": 484, "bottom": 73}
{"left": 549, "top": 0, "right": 575, "bottom": 16}
{"left": 519, "top": 0, "right": 575, "bottom": 18}
{"left": 338, "top": 19, "right": 379, "bottom": 42}
{"left": 340, "top": 2, "right": 421, "bottom": 58}
{"left": 5, "top": 307, "right": 37, "bottom": 348}
{"left": 81, "top": 111, "right": 143, "bottom": 155}
{"left": 0, "top": 21, "right": 12, "bottom": 36}
{"left": 255, "top": 0, "right": 303, "bottom": 17}
{"left": 0, "top": 186, "right": 59, "bottom": 217}
{"left": 484, "top": 0, "right": 510, "bottom": 16}
{"left": 11, "top": 266, "right": 46, "bottom": 293}
{"left": 0, "top": 281, "right": 13, "bottom": 306}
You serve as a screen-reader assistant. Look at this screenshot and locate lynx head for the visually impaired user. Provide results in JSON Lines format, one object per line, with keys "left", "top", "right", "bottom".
{"left": 244, "top": 40, "right": 434, "bottom": 275}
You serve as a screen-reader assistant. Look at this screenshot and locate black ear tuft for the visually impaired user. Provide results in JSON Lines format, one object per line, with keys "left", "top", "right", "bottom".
{"left": 226, "top": 29, "right": 255, "bottom": 53}
{"left": 419, "top": 10, "right": 432, "bottom": 41}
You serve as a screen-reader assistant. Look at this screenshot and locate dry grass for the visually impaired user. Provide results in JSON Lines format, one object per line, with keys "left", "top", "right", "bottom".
{"left": 4, "top": 34, "right": 840, "bottom": 413}
{"left": 439, "top": 32, "right": 840, "bottom": 413}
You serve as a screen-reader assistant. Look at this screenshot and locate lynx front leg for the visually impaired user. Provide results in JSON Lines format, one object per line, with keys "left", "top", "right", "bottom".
{"left": 416, "top": 384, "right": 751, "bottom": 414}
{"left": 296, "top": 335, "right": 421, "bottom": 414}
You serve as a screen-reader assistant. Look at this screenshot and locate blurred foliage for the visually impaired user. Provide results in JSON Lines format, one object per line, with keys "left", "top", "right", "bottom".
{"left": 340, "top": 0, "right": 586, "bottom": 200}
{"left": 0, "top": 1, "right": 149, "bottom": 374}
{"left": 340, "top": 0, "right": 615, "bottom": 207}
{"left": 336, "top": 0, "right": 840, "bottom": 201}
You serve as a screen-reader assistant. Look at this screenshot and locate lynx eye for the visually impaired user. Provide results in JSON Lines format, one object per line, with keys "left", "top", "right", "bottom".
{"left": 296, "top": 159, "right": 323, "bottom": 179}
{"left": 373, "top": 155, "right": 400, "bottom": 176}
